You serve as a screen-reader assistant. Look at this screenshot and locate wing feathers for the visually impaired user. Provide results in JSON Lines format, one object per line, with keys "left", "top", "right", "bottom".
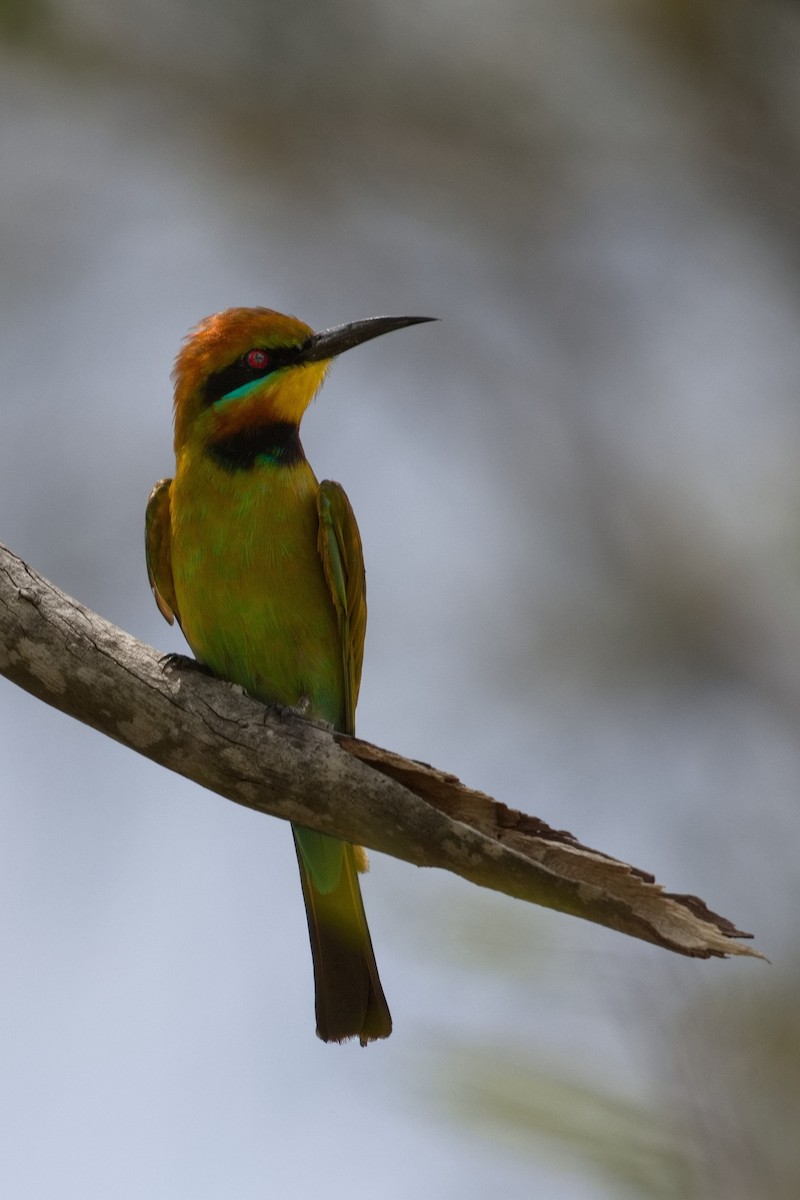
{"left": 145, "top": 478, "right": 179, "bottom": 625}
{"left": 316, "top": 480, "right": 366, "bottom": 738}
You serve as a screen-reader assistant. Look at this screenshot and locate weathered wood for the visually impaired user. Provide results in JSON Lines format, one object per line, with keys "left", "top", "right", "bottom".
{"left": 0, "top": 540, "right": 761, "bottom": 960}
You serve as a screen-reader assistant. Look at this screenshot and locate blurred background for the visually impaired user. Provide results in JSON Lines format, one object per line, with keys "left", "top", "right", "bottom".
{"left": 1, "top": 1, "right": 799, "bottom": 1196}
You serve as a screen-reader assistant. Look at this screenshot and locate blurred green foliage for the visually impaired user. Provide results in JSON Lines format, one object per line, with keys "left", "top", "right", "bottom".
{"left": 0, "top": 0, "right": 48, "bottom": 39}
{"left": 430, "top": 895, "right": 800, "bottom": 1198}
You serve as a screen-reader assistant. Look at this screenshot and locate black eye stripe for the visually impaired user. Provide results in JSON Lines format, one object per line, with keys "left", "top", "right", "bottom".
{"left": 202, "top": 343, "right": 306, "bottom": 406}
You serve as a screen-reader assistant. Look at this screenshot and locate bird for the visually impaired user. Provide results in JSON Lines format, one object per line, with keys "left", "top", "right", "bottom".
{"left": 145, "top": 306, "right": 434, "bottom": 1044}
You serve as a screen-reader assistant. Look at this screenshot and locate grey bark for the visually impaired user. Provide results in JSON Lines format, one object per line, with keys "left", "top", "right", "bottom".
{"left": 0, "top": 540, "right": 760, "bottom": 961}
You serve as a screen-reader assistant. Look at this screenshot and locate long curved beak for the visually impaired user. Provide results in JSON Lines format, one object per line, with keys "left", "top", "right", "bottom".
{"left": 302, "top": 315, "right": 437, "bottom": 362}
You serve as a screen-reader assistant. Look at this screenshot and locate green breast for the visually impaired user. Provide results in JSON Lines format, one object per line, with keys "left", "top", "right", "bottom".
{"left": 170, "top": 443, "right": 345, "bottom": 728}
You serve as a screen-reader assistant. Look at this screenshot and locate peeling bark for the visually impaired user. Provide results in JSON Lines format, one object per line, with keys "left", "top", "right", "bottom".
{"left": 0, "top": 540, "right": 762, "bottom": 961}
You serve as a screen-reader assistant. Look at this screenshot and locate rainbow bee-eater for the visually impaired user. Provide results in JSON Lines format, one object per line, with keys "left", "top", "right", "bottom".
{"left": 145, "top": 307, "right": 433, "bottom": 1044}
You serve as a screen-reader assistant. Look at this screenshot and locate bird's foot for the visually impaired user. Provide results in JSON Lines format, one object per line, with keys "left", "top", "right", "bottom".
{"left": 268, "top": 697, "right": 334, "bottom": 733}
{"left": 160, "top": 652, "right": 213, "bottom": 676}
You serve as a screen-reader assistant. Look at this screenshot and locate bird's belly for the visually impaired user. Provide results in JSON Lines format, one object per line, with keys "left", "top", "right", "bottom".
{"left": 170, "top": 464, "right": 344, "bottom": 725}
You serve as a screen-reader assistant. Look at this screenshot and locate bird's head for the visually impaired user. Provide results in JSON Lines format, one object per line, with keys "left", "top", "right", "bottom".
{"left": 172, "top": 306, "right": 434, "bottom": 453}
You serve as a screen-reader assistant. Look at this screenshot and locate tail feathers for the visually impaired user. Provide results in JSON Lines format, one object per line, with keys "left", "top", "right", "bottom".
{"left": 293, "top": 827, "right": 391, "bottom": 1045}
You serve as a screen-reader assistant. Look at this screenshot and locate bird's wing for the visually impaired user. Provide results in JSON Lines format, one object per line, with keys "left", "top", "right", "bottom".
{"left": 316, "top": 479, "right": 367, "bottom": 737}
{"left": 145, "top": 478, "right": 179, "bottom": 625}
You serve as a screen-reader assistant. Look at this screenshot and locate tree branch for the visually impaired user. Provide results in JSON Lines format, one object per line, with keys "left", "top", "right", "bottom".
{"left": 0, "top": 540, "right": 761, "bottom": 961}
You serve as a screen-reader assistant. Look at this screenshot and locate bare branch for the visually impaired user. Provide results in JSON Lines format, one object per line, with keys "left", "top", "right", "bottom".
{"left": 0, "top": 540, "right": 762, "bottom": 961}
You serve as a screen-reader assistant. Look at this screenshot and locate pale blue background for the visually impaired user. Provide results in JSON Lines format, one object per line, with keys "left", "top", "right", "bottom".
{"left": 1, "top": 3, "right": 799, "bottom": 1196}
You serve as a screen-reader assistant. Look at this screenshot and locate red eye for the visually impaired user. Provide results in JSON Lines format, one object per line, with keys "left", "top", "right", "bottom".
{"left": 246, "top": 349, "right": 269, "bottom": 369}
